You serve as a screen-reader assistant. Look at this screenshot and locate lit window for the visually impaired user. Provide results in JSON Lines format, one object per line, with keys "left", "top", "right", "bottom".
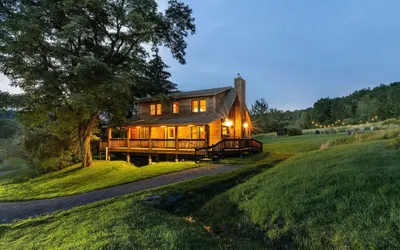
{"left": 222, "top": 126, "right": 229, "bottom": 135}
{"left": 173, "top": 102, "right": 179, "bottom": 114}
{"left": 199, "top": 99, "right": 206, "bottom": 112}
{"left": 191, "top": 99, "right": 206, "bottom": 113}
{"left": 190, "top": 126, "right": 205, "bottom": 139}
{"left": 139, "top": 127, "right": 149, "bottom": 139}
{"left": 150, "top": 104, "right": 156, "bottom": 116}
{"left": 156, "top": 104, "right": 162, "bottom": 115}
{"left": 191, "top": 100, "right": 199, "bottom": 112}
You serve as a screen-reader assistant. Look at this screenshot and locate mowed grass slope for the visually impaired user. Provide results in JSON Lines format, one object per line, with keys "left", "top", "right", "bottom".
{"left": 0, "top": 160, "right": 205, "bottom": 201}
{"left": 199, "top": 140, "right": 400, "bottom": 248}
{"left": 0, "top": 149, "right": 286, "bottom": 250}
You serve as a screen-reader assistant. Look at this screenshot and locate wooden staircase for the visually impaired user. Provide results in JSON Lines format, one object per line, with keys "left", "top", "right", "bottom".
{"left": 194, "top": 138, "right": 263, "bottom": 162}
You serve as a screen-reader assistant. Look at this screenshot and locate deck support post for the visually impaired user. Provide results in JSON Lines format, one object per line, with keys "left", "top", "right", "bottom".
{"left": 148, "top": 155, "right": 152, "bottom": 165}
{"left": 126, "top": 127, "right": 131, "bottom": 163}
{"left": 155, "top": 154, "right": 160, "bottom": 162}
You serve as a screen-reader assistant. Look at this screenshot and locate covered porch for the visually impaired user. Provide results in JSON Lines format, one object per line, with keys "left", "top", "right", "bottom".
{"left": 100, "top": 124, "right": 210, "bottom": 154}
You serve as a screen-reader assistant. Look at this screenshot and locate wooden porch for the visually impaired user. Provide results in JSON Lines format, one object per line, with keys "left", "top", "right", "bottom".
{"left": 100, "top": 138, "right": 206, "bottom": 154}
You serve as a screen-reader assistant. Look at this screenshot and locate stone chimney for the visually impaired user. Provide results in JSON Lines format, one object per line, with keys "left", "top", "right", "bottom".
{"left": 234, "top": 73, "right": 246, "bottom": 116}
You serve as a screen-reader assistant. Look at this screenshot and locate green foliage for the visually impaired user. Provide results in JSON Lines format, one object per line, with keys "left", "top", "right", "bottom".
{"left": 381, "top": 118, "right": 400, "bottom": 125}
{"left": 0, "top": 160, "right": 206, "bottom": 201}
{"left": 23, "top": 125, "right": 80, "bottom": 173}
{"left": 0, "top": 0, "right": 196, "bottom": 167}
{"left": 328, "top": 128, "right": 400, "bottom": 147}
{"left": 0, "top": 119, "right": 20, "bottom": 139}
{"left": 250, "top": 98, "right": 269, "bottom": 115}
{"left": 385, "top": 136, "right": 400, "bottom": 149}
{"left": 285, "top": 126, "right": 303, "bottom": 136}
{"left": 251, "top": 82, "right": 400, "bottom": 133}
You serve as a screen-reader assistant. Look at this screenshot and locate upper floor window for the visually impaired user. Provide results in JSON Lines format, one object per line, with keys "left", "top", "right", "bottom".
{"left": 173, "top": 101, "right": 179, "bottom": 114}
{"left": 156, "top": 104, "right": 162, "bottom": 115}
{"left": 150, "top": 103, "right": 162, "bottom": 115}
{"left": 191, "top": 99, "right": 207, "bottom": 113}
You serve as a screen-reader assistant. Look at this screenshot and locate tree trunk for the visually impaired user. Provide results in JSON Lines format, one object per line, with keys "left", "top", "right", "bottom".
{"left": 78, "top": 114, "right": 97, "bottom": 168}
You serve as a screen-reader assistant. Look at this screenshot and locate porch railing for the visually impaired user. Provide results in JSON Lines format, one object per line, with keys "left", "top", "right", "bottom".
{"left": 100, "top": 138, "right": 206, "bottom": 151}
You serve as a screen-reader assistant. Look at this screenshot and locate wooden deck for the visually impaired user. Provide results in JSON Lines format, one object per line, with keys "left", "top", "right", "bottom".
{"left": 99, "top": 138, "right": 263, "bottom": 158}
{"left": 100, "top": 139, "right": 205, "bottom": 155}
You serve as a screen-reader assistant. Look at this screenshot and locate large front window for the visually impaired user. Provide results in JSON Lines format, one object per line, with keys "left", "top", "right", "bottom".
{"left": 190, "top": 126, "right": 205, "bottom": 139}
{"left": 138, "top": 127, "right": 149, "bottom": 139}
{"left": 191, "top": 99, "right": 206, "bottom": 113}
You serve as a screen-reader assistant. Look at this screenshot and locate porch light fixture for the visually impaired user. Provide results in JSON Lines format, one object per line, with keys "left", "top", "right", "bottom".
{"left": 224, "top": 119, "right": 233, "bottom": 127}
{"left": 243, "top": 122, "right": 249, "bottom": 129}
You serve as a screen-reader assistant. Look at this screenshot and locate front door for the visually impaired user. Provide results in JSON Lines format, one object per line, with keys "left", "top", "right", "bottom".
{"left": 167, "top": 127, "right": 175, "bottom": 148}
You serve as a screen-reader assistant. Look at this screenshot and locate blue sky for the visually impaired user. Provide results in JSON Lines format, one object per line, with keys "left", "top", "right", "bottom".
{"left": 2, "top": 0, "right": 400, "bottom": 110}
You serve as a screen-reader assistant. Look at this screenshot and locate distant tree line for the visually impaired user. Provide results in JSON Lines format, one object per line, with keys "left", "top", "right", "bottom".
{"left": 251, "top": 82, "right": 400, "bottom": 133}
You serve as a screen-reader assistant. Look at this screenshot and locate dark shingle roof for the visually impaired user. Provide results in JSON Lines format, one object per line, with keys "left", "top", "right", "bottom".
{"left": 136, "top": 86, "right": 232, "bottom": 102}
{"left": 125, "top": 113, "right": 222, "bottom": 126}
{"left": 125, "top": 88, "right": 239, "bottom": 126}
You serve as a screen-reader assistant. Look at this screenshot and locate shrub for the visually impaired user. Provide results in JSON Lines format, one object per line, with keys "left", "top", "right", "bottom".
{"left": 343, "top": 118, "right": 357, "bottom": 125}
{"left": 286, "top": 126, "right": 303, "bottom": 136}
{"left": 0, "top": 119, "right": 20, "bottom": 139}
{"left": 382, "top": 118, "right": 400, "bottom": 126}
{"left": 385, "top": 136, "right": 400, "bottom": 149}
{"left": 24, "top": 127, "right": 80, "bottom": 173}
{"left": 329, "top": 128, "right": 400, "bottom": 147}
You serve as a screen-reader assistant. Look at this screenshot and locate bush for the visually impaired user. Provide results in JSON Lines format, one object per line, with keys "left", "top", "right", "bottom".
{"left": 0, "top": 119, "right": 20, "bottom": 139}
{"left": 385, "top": 137, "right": 400, "bottom": 149}
{"left": 343, "top": 118, "right": 357, "bottom": 125}
{"left": 24, "top": 127, "right": 80, "bottom": 173}
{"left": 286, "top": 126, "right": 303, "bottom": 136}
{"left": 382, "top": 118, "right": 400, "bottom": 126}
{"left": 329, "top": 128, "right": 400, "bottom": 147}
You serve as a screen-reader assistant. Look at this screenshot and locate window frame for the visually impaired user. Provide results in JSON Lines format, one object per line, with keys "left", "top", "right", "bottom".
{"left": 149, "top": 103, "right": 162, "bottom": 116}
{"left": 191, "top": 99, "right": 207, "bottom": 113}
{"left": 190, "top": 126, "right": 205, "bottom": 139}
{"left": 172, "top": 101, "right": 179, "bottom": 114}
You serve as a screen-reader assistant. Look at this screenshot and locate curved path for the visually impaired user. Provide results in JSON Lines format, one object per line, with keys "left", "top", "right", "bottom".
{"left": 0, "top": 164, "right": 244, "bottom": 224}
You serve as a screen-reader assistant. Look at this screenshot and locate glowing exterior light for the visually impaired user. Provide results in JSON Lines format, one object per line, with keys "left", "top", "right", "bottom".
{"left": 312, "top": 121, "right": 315, "bottom": 124}
{"left": 224, "top": 119, "right": 233, "bottom": 127}
{"left": 243, "top": 122, "right": 249, "bottom": 129}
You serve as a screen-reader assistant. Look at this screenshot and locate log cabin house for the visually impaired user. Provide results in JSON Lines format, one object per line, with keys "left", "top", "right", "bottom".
{"left": 100, "top": 74, "right": 262, "bottom": 163}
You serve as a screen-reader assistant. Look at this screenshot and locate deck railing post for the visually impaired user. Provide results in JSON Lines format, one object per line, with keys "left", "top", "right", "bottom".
{"left": 149, "top": 127, "right": 152, "bottom": 150}
{"left": 175, "top": 126, "right": 178, "bottom": 150}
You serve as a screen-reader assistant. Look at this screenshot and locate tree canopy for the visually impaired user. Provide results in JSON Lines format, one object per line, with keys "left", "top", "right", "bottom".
{"left": 0, "top": 0, "right": 195, "bottom": 167}
{"left": 251, "top": 82, "right": 400, "bottom": 133}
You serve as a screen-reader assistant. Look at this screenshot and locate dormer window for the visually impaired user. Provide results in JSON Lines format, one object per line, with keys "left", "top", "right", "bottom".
{"left": 150, "top": 103, "right": 162, "bottom": 116}
{"left": 191, "top": 99, "right": 206, "bottom": 113}
{"left": 173, "top": 101, "right": 179, "bottom": 114}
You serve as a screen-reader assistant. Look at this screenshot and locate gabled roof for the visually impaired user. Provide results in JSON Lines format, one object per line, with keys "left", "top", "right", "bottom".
{"left": 125, "top": 88, "right": 239, "bottom": 126}
{"left": 136, "top": 86, "right": 232, "bottom": 102}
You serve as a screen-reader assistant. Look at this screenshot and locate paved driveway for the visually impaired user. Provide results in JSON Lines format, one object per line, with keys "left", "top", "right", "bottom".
{"left": 0, "top": 164, "right": 244, "bottom": 224}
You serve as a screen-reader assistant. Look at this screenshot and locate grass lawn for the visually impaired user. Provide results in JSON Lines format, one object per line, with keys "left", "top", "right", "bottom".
{"left": 262, "top": 133, "right": 346, "bottom": 154}
{"left": 3, "top": 133, "right": 399, "bottom": 249}
{"left": 199, "top": 140, "right": 400, "bottom": 248}
{"left": 0, "top": 160, "right": 206, "bottom": 201}
{"left": 0, "top": 148, "right": 283, "bottom": 250}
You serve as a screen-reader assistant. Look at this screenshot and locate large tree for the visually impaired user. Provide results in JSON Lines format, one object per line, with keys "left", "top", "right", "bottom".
{"left": 0, "top": 0, "right": 195, "bottom": 167}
